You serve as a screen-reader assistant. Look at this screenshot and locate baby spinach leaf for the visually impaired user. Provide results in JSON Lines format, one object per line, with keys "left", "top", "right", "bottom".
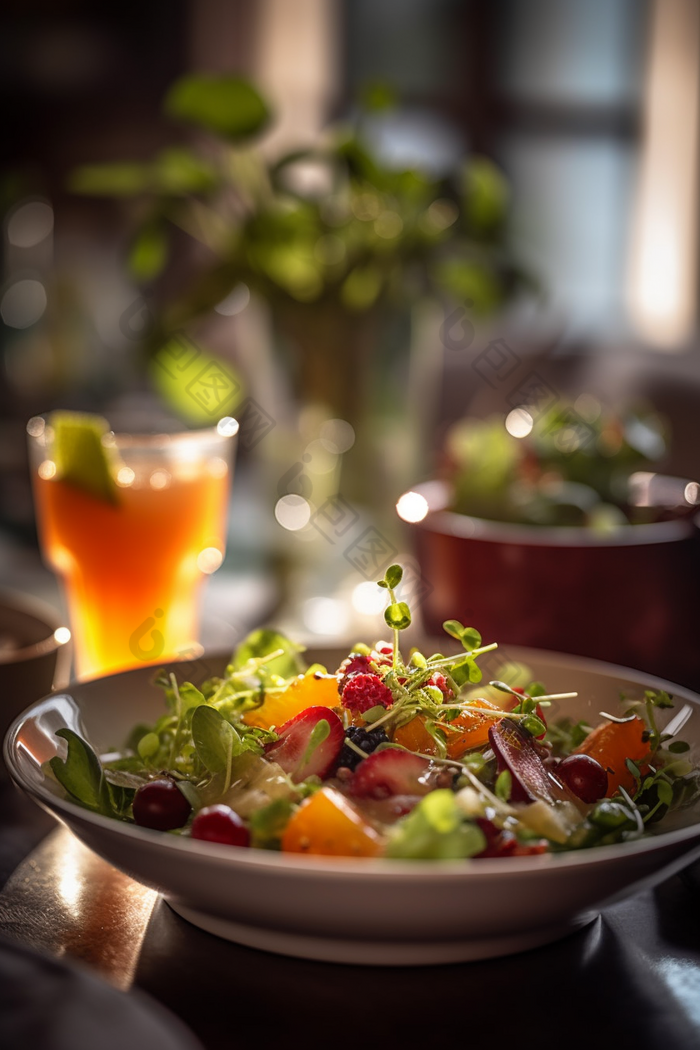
{"left": 49, "top": 729, "right": 112, "bottom": 815}
{"left": 191, "top": 706, "right": 239, "bottom": 774}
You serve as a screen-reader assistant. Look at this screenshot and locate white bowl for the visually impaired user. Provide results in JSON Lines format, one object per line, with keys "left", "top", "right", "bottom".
{"left": 4, "top": 647, "right": 700, "bottom": 965}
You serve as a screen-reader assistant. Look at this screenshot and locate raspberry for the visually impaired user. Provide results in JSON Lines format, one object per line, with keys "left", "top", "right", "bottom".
{"left": 341, "top": 672, "right": 394, "bottom": 715}
{"left": 428, "top": 672, "right": 454, "bottom": 700}
{"left": 336, "top": 652, "right": 372, "bottom": 694}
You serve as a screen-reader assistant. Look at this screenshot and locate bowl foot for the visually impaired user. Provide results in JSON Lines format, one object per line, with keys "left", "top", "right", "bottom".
{"left": 166, "top": 900, "right": 599, "bottom": 965}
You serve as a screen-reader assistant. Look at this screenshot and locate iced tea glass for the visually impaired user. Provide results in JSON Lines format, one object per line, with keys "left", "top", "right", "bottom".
{"left": 28, "top": 415, "right": 238, "bottom": 679}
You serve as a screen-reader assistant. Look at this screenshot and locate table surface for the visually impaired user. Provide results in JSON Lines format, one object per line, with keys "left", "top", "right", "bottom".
{"left": 2, "top": 776, "right": 700, "bottom": 1050}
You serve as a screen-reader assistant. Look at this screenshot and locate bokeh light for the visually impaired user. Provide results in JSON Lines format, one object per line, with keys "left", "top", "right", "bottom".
{"left": 274, "top": 495, "right": 312, "bottom": 530}
{"left": 6, "top": 201, "right": 54, "bottom": 248}
{"left": 396, "top": 491, "right": 429, "bottom": 523}
{"left": 505, "top": 408, "right": 534, "bottom": 439}
{"left": 1, "top": 279, "right": 47, "bottom": 328}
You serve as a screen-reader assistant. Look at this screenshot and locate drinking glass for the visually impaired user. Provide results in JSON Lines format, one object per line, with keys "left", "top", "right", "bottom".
{"left": 28, "top": 415, "right": 238, "bottom": 679}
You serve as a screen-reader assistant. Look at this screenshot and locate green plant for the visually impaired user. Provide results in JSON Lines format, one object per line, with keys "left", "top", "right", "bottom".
{"left": 70, "top": 75, "right": 528, "bottom": 349}
{"left": 444, "top": 402, "right": 668, "bottom": 529}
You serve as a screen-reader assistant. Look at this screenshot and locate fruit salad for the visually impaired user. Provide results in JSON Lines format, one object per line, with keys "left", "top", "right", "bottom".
{"left": 47, "top": 565, "right": 700, "bottom": 860}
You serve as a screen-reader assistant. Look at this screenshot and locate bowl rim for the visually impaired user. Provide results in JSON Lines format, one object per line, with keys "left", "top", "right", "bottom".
{"left": 405, "top": 480, "right": 700, "bottom": 548}
{"left": 4, "top": 645, "right": 700, "bottom": 880}
{"left": 0, "top": 588, "right": 70, "bottom": 665}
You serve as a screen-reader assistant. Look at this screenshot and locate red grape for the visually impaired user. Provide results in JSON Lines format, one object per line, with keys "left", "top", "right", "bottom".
{"left": 558, "top": 754, "right": 609, "bottom": 803}
{"left": 133, "top": 778, "right": 192, "bottom": 830}
{"left": 191, "top": 805, "right": 250, "bottom": 847}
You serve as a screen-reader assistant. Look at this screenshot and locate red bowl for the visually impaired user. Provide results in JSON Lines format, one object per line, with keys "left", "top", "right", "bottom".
{"left": 402, "top": 481, "right": 700, "bottom": 692}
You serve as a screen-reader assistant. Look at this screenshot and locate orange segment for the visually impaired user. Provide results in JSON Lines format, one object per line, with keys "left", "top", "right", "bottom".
{"left": 394, "top": 716, "right": 436, "bottom": 755}
{"left": 394, "top": 699, "right": 502, "bottom": 759}
{"left": 444, "top": 699, "right": 502, "bottom": 756}
{"left": 574, "top": 715, "right": 650, "bottom": 797}
{"left": 243, "top": 673, "right": 340, "bottom": 730}
{"left": 281, "top": 787, "right": 383, "bottom": 857}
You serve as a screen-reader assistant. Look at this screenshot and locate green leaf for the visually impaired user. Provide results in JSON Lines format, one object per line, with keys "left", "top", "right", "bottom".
{"left": 442, "top": 620, "right": 464, "bottom": 640}
{"left": 462, "top": 155, "right": 510, "bottom": 233}
{"left": 383, "top": 564, "right": 403, "bottom": 589}
{"left": 68, "top": 162, "right": 151, "bottom": 197}
{"left": 164, "top": 75, "right": 271, "bottom": 141}
{"left": 451, "top": 656, "right": 481, "bottom": 686}
{"left": 360, "top": 82, "right": 397, "bottom": 112}
{"left": 129, "top": 223, "right": 168, "bottom": 281}
{"left": 384, "top": 602, "right": 411, "bottom": 631}
{"left": 249, "top": 798, "right": 295, "bottom": 850}
{"left": 149, "top": 344, "right": 244, "bottom": 426}
{"left": 340, "top": 264, "right": 383, "bottom": 311}
{"left": 656, "top": 780, "right": 673, "bottom": 806}
{"left": 229, "top": 628, "right": 306, "bottom": 683}
{"left": 625, "top": 758, "right": 641, "bottom": 781}
{"left": 432, "top": 258, "right": 502, "bottom": 314}
{"left": 645, "top": 689, "right": 674, "bottom": 709}
{"left": 153, "top": 148, "right": 219, "bottom": 195}
{"left": 521, "top": 714, "right": 546, "bottom": 737}
{"left": 590, "top": 801, "right": 636, "bottom": 831}
{"left": 668, "top": 740, "right": 690, "bottom": 754}
{"left": 460, "top": 627, "right": 482, "bottom": 651}
{"left": 361, "top": 705, "right": 389, "bottom": 724}
{"left": 191, "top": 705, "right": 239, "bottom": 774}
{"left": 386, "top": 791, "right": 487, "bottom": 860}
{"left": 495, "top": 769, "right": 512, "bottom": 802}
{"left": 49, "top": 729, "right": 111, "bottom": 815}
{"left": 176, "top": 779, "right": 202, "bottom": 812}
{"left": 137, "top": 732, "right": 160, "bottom": 760}
{"left": 177, "top": 682, "right": 206, "bottom": 712}
{"left": 300, "top": 718, "right": 330, "bottom": 769}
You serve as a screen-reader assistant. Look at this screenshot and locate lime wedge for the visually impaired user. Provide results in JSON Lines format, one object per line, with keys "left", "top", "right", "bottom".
{"left": 50, "top": 411, "right": 119, "bottom": 504}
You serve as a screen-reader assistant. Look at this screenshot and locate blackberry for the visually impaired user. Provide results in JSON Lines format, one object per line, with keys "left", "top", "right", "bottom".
{"left": 334, "top": 725, "right": 389, "bottom": 773}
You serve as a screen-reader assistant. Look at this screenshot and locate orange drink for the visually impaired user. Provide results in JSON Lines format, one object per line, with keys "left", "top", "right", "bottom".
{"left": 28, "top": 414, "right": 237, "bottom": 679}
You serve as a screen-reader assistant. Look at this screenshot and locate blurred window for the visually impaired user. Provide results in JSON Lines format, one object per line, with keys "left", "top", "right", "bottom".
{"left": 343, "top": 0, "right": 654, "bottom": 338}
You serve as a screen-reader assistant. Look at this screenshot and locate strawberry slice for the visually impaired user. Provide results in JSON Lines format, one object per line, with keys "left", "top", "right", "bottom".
{"left": 350, "top": 748, "right": 432, "bottom": 800}
{"left": 265, "top": 706, "right": 344, "bottom": 783}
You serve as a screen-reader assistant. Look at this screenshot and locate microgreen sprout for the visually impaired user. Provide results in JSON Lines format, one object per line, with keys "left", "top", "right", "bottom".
{"left": 377, "top": 564, "right": 410, "bottom": 668}
{"left": 299, "top": 718, "right": 330, "bottom": 770}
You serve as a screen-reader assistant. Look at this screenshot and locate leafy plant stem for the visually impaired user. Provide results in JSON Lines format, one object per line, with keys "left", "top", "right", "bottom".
{"left": 168, "top": 673, "right": 183, "bottom": 768}
{"left": 429, "top": 643, "right": 499, "bottom": 669}
{"left": 386, "top": 582, "right": 400, "bottom": 671}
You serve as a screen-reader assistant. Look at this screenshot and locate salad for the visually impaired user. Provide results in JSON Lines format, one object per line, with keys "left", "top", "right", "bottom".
{"left": 47, "top": 564, "right": 699, "bottom": 860}
{"left": 444, "top": 401, "right": 668, "bottom": 530}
